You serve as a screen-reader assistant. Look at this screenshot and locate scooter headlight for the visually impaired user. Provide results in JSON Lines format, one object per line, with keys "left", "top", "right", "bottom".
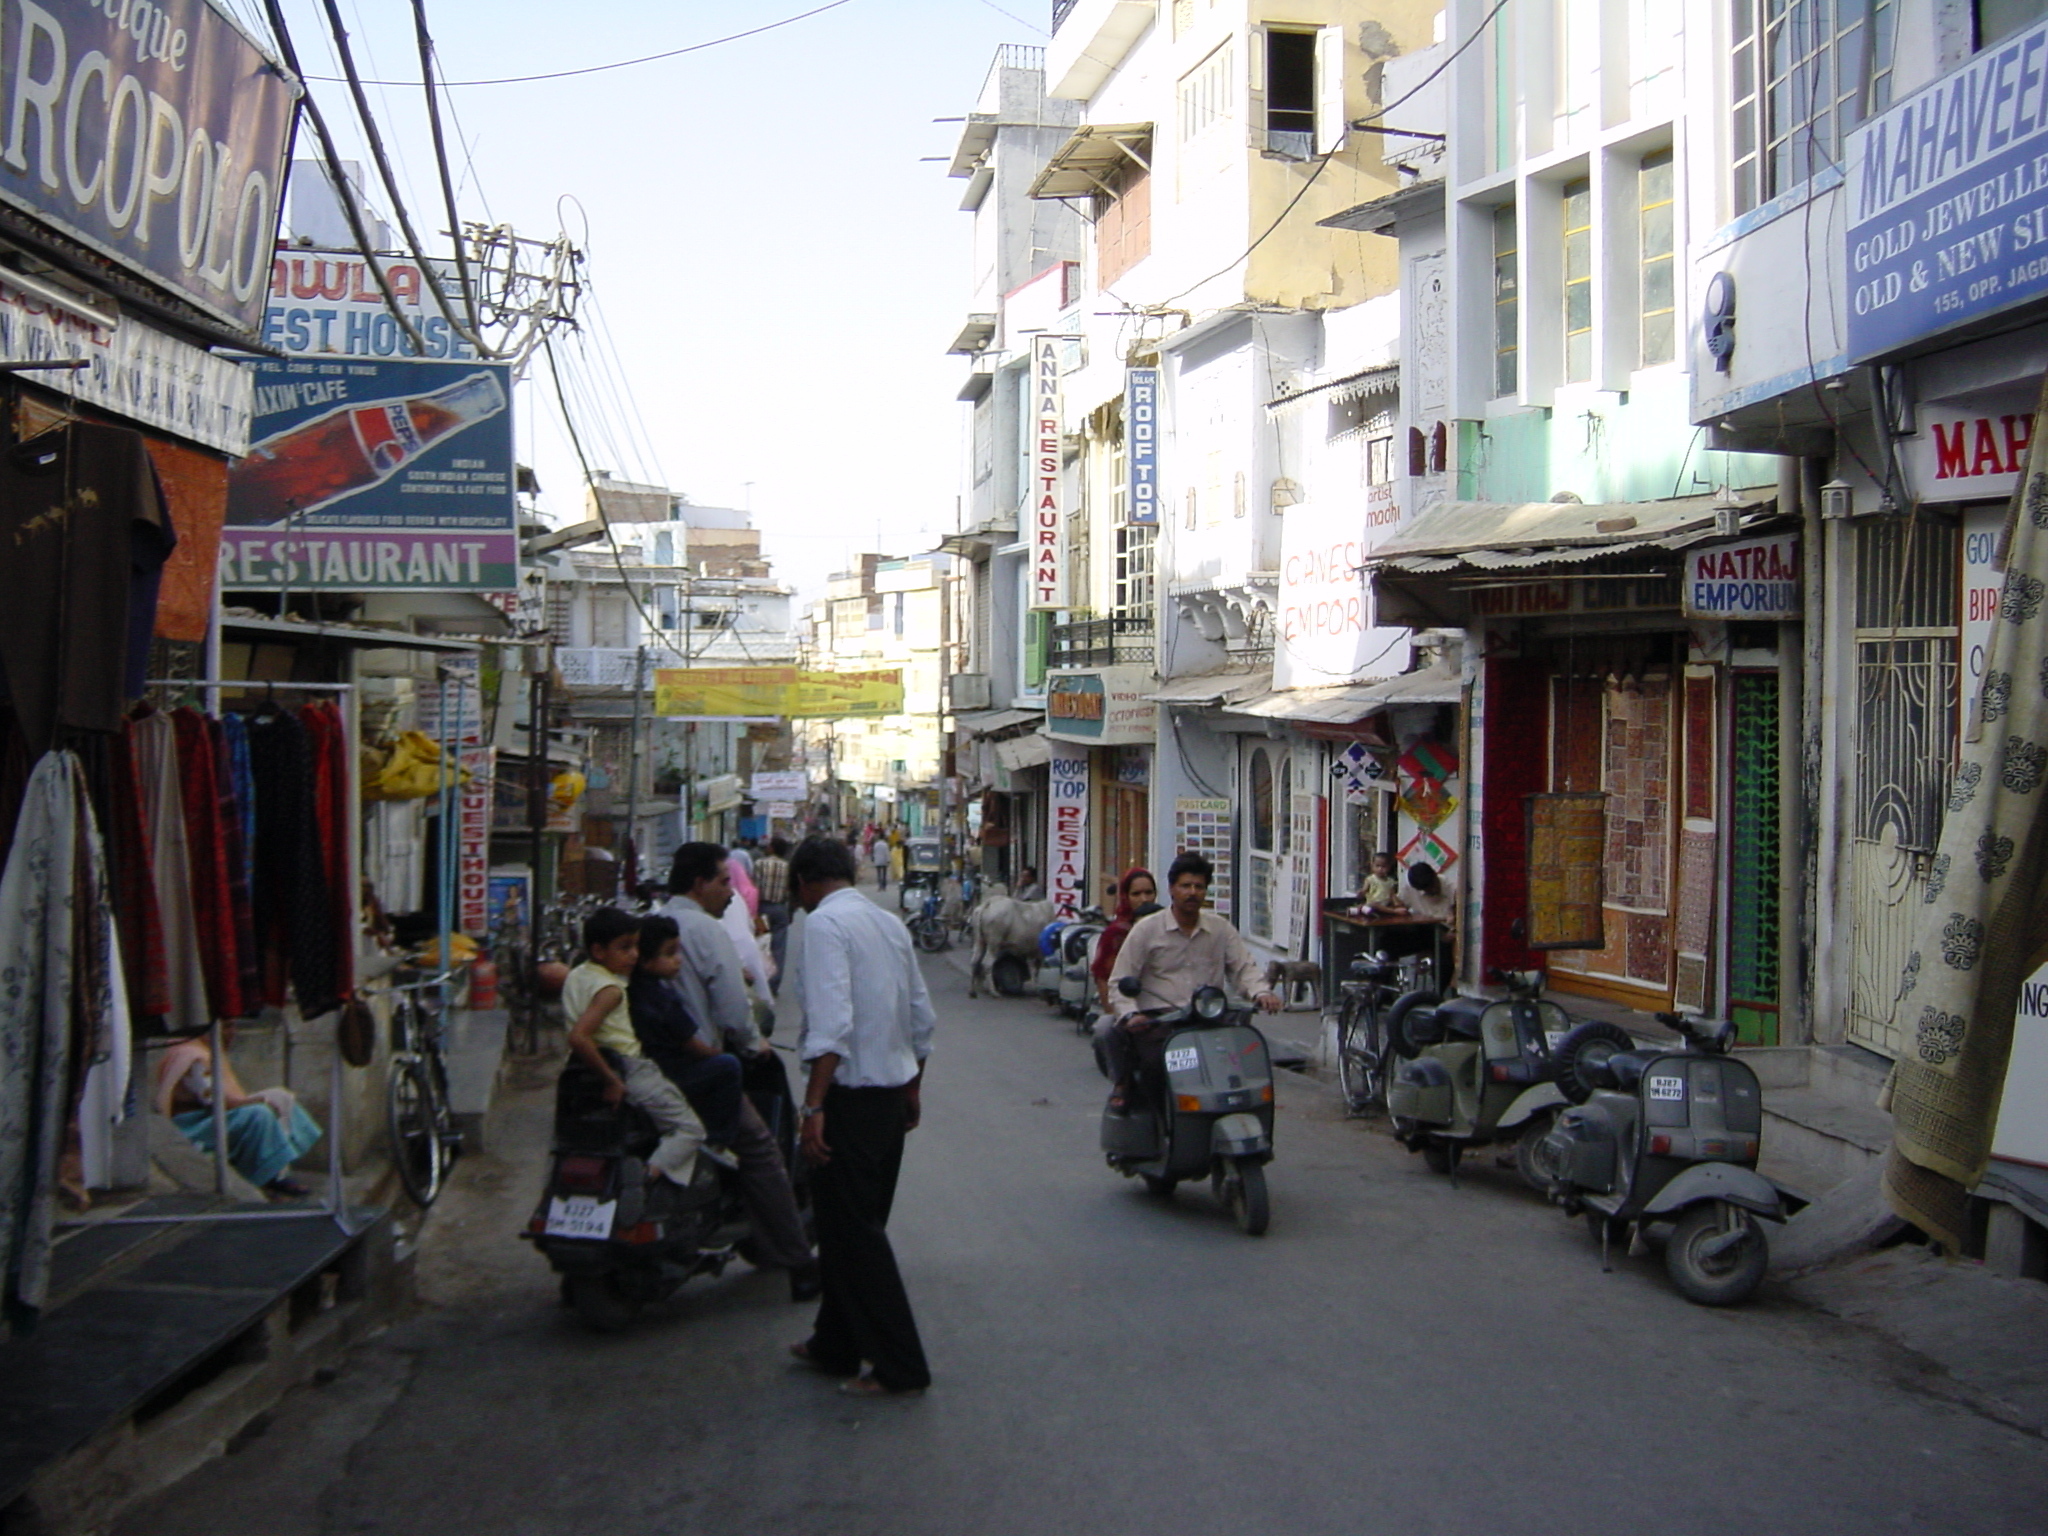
{"left": 1193, "top": 986, "right": 1228, "bottom": 1021}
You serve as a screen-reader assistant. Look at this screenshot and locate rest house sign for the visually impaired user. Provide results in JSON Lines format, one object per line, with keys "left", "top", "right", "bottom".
{"left": 1030, "top": 335, "right": 1066, "bottom": 611}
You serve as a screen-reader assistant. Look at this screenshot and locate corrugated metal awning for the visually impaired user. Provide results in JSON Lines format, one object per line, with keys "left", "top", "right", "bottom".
{"left": 1233, "top": 666, "right": 1461, "bottom": 723}
{"left": 1144, "top": 668, "right": 1273, "bottom": 706}
{"left": 956, "top": 708, "right": 1043, "bottom": 737}
{"left": 995, "top": 733, "right": 1051, "bottom": 772}
{"left": 1370, "top": 492, "right": 1775, "bottom": 571}
{"left": 1027, "top": 123, "right": 1153, "bottom": 199}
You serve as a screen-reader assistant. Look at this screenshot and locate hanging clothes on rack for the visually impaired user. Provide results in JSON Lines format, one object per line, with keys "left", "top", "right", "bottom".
{"left": 0, "top": 752, "right": 124, "bottom": 1326}
{"left": 299, "top": 701, "right": 356, "bottom": 998}
{"left": 245, "top": 705, "right": 341, "bottom": 1019}
{"left": 126, "top": 708, "right": 210, "bottom": 1035}
{"left": 0, "top": 423, "right": 176, "bottom": 758}
{"left": 172, "top": 707, "right": 242, "bottom": 1022}
{"left": 105, "top": 723, "right": 168, "bottom": 1024}
{"left": 210, "top": 714, "right": 261, "bottom": 1016}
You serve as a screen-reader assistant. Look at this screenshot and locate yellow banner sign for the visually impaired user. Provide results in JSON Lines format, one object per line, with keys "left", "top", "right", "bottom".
{"left": 652, "top": 667, "right": 904, "bottom": 719}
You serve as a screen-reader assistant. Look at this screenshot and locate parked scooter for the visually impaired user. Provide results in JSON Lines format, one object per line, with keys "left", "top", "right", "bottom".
{"left": 1100, "top": 980, "right": 1277, "bottom": 1235}
{"left": 1037, "top": 906, "right": 1107, "bottom": 1020}
{"left": 1538, "top": 1011, "right": 1782, "bottom": 1306}
{"left": 1384, "top": 969, "right": 1593, "bottom": 1186}
{"left": 523, "top": 1049, "right": 807, "bottom": 1331}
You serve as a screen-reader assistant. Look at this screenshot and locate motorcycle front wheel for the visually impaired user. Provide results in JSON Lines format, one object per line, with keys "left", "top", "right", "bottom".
{"left": 1664, "top": 1201, "right": 1767, "bottom": 1306}
{"left": 1227, "top": 1158, "right": 1270, "bottom": 1236}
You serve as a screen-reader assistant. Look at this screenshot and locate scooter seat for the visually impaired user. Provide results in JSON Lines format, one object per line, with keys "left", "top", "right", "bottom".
{"left": 1432, "top": 997, "right": 1487, "bottom": 1042}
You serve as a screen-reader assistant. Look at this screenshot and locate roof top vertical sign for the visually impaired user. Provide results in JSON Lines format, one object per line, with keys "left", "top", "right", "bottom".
{"left": 1030, "top": 335, "right": 1067, "bottom": 610}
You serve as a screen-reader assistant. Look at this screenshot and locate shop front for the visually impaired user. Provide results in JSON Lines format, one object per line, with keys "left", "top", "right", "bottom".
{"left": 1044, "top": 665, "right": 1154, "bottom": 912}
{"left": 1372, "top": 495, "right": 1795, "bottom": 1036}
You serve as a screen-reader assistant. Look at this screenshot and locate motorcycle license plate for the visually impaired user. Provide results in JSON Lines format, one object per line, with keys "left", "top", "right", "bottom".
{"left": 545, "top": 1196, "right": 617, "bottom": 1239}
{"left": 1165, "top": 1046, "right": 1200, "bottom": 1073}
{"left": 1647, "top": 1075, "right": 1686, "bottom": 1101}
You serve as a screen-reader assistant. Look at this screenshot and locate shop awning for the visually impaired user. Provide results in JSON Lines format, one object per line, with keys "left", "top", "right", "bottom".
{"left": 1144, "top": 668, "right": 1272, "bottom": 707}
{"left": 1234, "top": 666, "right": 1462, "bottom": 724}
{"left": 956, "top": 707, "right": 1043, "bottom": 737}
{"left": 1266, "top": 364, "right": 1398, "bottom": 417}
{"left": 994, "top": 733, "right": 1051, "bottom": 772}
{"left": 1369, "top": 492, "right": 1776, "bottom": 573}
{"left": 1027, "top": 123, "right": 1153, "bottom": 200}
{"left": 219, "top": 614, "right": 483, "bottom": 653}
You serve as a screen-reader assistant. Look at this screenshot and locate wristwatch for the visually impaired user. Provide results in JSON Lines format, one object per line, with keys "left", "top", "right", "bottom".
{"left": 800, "top": 1104, "right": 826, "bottom": 1119}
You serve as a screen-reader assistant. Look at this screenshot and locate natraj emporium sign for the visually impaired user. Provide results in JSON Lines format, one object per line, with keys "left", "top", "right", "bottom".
{"left": 1679, "top": 533, "right": 1801, "bottom": 620}
{"left": 1029, "top": 336, "right": 1066, "bottom": 610}
{"left": 1844, "top": 14, "right": 2048, "bottom": 360}
{"left": 1044, "top": 665, "right": 1154, "bottom": 745}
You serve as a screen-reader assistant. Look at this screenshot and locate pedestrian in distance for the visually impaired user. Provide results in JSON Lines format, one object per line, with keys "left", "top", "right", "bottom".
{"left": 786, "top": 835, "right": 934, "bottom": 1397}
{"left": 870, "top": 834, "right": 890, "bottom": 891}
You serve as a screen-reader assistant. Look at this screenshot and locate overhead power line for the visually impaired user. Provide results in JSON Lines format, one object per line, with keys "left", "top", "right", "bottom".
{"left": 304, "top": 0, "right": 854, "bottom": 87}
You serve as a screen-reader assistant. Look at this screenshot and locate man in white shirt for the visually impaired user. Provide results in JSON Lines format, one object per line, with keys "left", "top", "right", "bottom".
{"left": 787, "top": 836, "right": 934, "bottom": 1397}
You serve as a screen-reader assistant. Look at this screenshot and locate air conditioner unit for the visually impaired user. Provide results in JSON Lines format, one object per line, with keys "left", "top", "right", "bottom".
{"left": 948, "top": 673, "right": 992, "bottom": 710}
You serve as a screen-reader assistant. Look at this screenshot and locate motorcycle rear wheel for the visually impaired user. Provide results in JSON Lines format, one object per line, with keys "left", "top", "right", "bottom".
{"left": 910, "top": 916, "right": 949, "bottom": 953}
{"left": 1513, "top": 1112, "right": 1561, "bottom": 1191}
{"left": 1664, "top": 1202, "right": 1767, "bottom": 1307}
{"left": 565, "top": 1272, "right": 642, "bottom": 1332}
{"left": 1228, "top": 1159, "right": 1270, "bottom": 1236}
{"left": 1421, "top": 1140, "right": 1456, "bottom": 1176}
{"left": 1140, "top": 1173, "right": 1177, "bottom": 1198}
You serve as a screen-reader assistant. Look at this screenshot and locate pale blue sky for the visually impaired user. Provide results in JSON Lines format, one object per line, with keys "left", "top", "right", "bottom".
{"left": 276, "top": 0, "right": 1032, "bottom": 599}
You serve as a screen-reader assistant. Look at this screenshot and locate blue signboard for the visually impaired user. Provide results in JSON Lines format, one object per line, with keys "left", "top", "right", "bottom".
{"left": 1126, "top": 366, "right": 1158, "bottom": 525}
{"left": 1846, "top": 16, "right": 2048, "bottom": 360}
{"left": 0, "top": 0, "right": 300, "bottom": 336}
{"left": 219, "top": 355, "right": 517, "bottom": 591}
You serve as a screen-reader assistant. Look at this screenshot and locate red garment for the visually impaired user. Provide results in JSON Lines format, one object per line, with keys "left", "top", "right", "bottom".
{"left": 109, "top": 720, "right": 170, "bottom": 1021}
{"left": 1091, "top": 866, "right": 1158, "bottom": 986}
{"left": 172, "top": 707, "right": 240, "bottom": 1020}
{"left": 211, "top": 716, "right": 261, "bottom": 1012}
{"left": 301, "top": 702, "right": 355, "bottom": 996}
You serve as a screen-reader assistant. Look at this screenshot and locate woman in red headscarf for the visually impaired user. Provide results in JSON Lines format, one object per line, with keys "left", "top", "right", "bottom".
{"left": 1092, "top": 867, "right": 1159, "bottom": 1012}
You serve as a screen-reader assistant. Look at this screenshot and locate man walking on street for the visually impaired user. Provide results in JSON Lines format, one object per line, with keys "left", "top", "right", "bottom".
{"left": 787, "top": 835, "right": 934, "bottom": 1397}
{"left": 754, "top": 836, "right": 793, "bottom": 984}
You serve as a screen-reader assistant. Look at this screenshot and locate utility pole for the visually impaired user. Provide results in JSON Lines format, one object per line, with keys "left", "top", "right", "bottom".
{"left": 622, "top": 644, "right": 646, "bottom": 895}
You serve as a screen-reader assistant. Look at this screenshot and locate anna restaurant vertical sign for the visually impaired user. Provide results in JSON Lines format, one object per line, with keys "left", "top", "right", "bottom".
{"left": 1030, "top": 336, "right": 1066, "bottom": 609}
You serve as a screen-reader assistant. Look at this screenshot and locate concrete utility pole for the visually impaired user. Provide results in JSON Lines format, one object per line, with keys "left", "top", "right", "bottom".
{"left": 623, "top": 644, "right": 646, "bottom": 893}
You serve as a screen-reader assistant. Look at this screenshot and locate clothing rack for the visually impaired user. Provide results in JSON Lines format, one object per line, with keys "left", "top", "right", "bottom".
{"left": 64, "top": 680, "right": 362, "bottom": 1235}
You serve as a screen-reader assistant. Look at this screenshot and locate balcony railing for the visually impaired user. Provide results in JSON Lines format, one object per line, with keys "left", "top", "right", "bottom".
{"left": 1049, "top": 613, "right": 1154, "bottom": 670}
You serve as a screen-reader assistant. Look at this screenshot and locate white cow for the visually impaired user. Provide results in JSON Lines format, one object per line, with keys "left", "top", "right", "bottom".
{"left": 966, "top": 893, "right": 1056, "bottom": 998}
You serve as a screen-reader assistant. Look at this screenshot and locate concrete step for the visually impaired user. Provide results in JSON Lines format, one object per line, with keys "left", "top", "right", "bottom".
{"left": 1761, "top": 1085, "right": 1892, "bottom": 1204}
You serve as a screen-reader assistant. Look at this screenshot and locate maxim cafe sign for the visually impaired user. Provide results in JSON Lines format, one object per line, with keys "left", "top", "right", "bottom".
{"left": 1030, "top": 336, "right": 1066, "bottom": 610}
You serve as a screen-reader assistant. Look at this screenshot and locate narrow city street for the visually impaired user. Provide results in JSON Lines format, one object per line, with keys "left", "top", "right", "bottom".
{"left": 115, "top": 941, "right": 2048, "bottom": 1536}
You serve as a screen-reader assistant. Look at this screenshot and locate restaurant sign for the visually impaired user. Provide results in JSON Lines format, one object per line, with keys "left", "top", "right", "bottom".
{"left": 1846, "top": 15, "right": 2048, "bottom": 360}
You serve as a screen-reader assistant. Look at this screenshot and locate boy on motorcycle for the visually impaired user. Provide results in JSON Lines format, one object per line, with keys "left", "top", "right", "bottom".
{"left": 1099, "top": 854, "right": 1282, "bottom": 1114}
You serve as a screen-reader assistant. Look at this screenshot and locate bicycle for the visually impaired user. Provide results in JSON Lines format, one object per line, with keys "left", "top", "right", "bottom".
{"left": 1334, "top": 950, "right": 1434, "bottom": 1116}
{"left": 387, "top": 967, "right": 464, "bottom": 1207}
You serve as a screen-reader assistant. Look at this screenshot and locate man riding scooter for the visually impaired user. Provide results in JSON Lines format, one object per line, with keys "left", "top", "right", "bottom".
{"left": 1099, "top": 853, "right": 1283, "bottom": 1115}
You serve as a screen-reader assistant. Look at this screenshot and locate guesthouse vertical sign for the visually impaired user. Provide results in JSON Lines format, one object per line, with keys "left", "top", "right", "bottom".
{"left": 1048, "top": 744, "right": 1089, "bottom": 918}
{"left": 1031, "top": 336, "right": 1067, "bottom": 610}
{"left": 1126, "top": 366, "right": 1158, "bottom": 525}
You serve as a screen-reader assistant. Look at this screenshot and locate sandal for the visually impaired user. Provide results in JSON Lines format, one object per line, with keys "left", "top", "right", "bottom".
{"left": 788, "top": 1340, "right": 858, "bottom": 1377}
{"left": 838, "top": 1375, "right": 926, "bottom": 1399}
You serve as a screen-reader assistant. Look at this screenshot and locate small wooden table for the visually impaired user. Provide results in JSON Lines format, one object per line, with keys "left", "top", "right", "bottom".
{"left": 1321, "top": 905, "right": 1450, "bottom": 998}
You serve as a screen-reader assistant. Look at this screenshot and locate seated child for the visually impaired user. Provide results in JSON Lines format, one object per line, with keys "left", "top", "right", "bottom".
{"left": 1356, "top": 851, "right": 1403, "bottom": 914}
{"left": 628, "top": 914, "right": 745, "bottom": 1147}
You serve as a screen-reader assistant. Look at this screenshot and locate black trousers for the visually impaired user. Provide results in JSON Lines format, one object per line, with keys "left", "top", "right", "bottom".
{"left": 805, "top": 1084, "right": 930, "bottom": 1390}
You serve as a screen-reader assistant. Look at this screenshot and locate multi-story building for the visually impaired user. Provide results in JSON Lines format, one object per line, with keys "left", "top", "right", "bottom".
{"left": 1693, "top": 0, "right": 2048, "bottom": 1269}
{"left": 544, "top": 479, "right": 799, "bottom": 884}
{"left": 800, "top": 555, "right": 962, "bottom": 840}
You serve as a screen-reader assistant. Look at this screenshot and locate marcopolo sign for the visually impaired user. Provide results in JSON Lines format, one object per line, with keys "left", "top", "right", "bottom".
{"left": 1679, "top": 533, "right": 1801, "bottom": 620}
{"left": 1043, "top": 665, "right": 1153, "bottom": 745}
{"left": 0, "top": 0, "right": 300, "bottom": 336}
{"left": 1845, "top": 14, "right": 2048, "bottom": 360}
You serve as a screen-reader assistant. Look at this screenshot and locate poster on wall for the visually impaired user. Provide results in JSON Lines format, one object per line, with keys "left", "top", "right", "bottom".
{"left": 1174, "top": 797, "right": 1234, "bottom": 919}
{"left": 1049, "top": 745, "right": 1089, "bottom": 917}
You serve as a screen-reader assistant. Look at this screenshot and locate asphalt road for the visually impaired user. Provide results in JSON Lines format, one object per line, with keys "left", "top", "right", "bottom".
{"left": 118, "top": 936, "right": 2048, "bottom": 1536}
